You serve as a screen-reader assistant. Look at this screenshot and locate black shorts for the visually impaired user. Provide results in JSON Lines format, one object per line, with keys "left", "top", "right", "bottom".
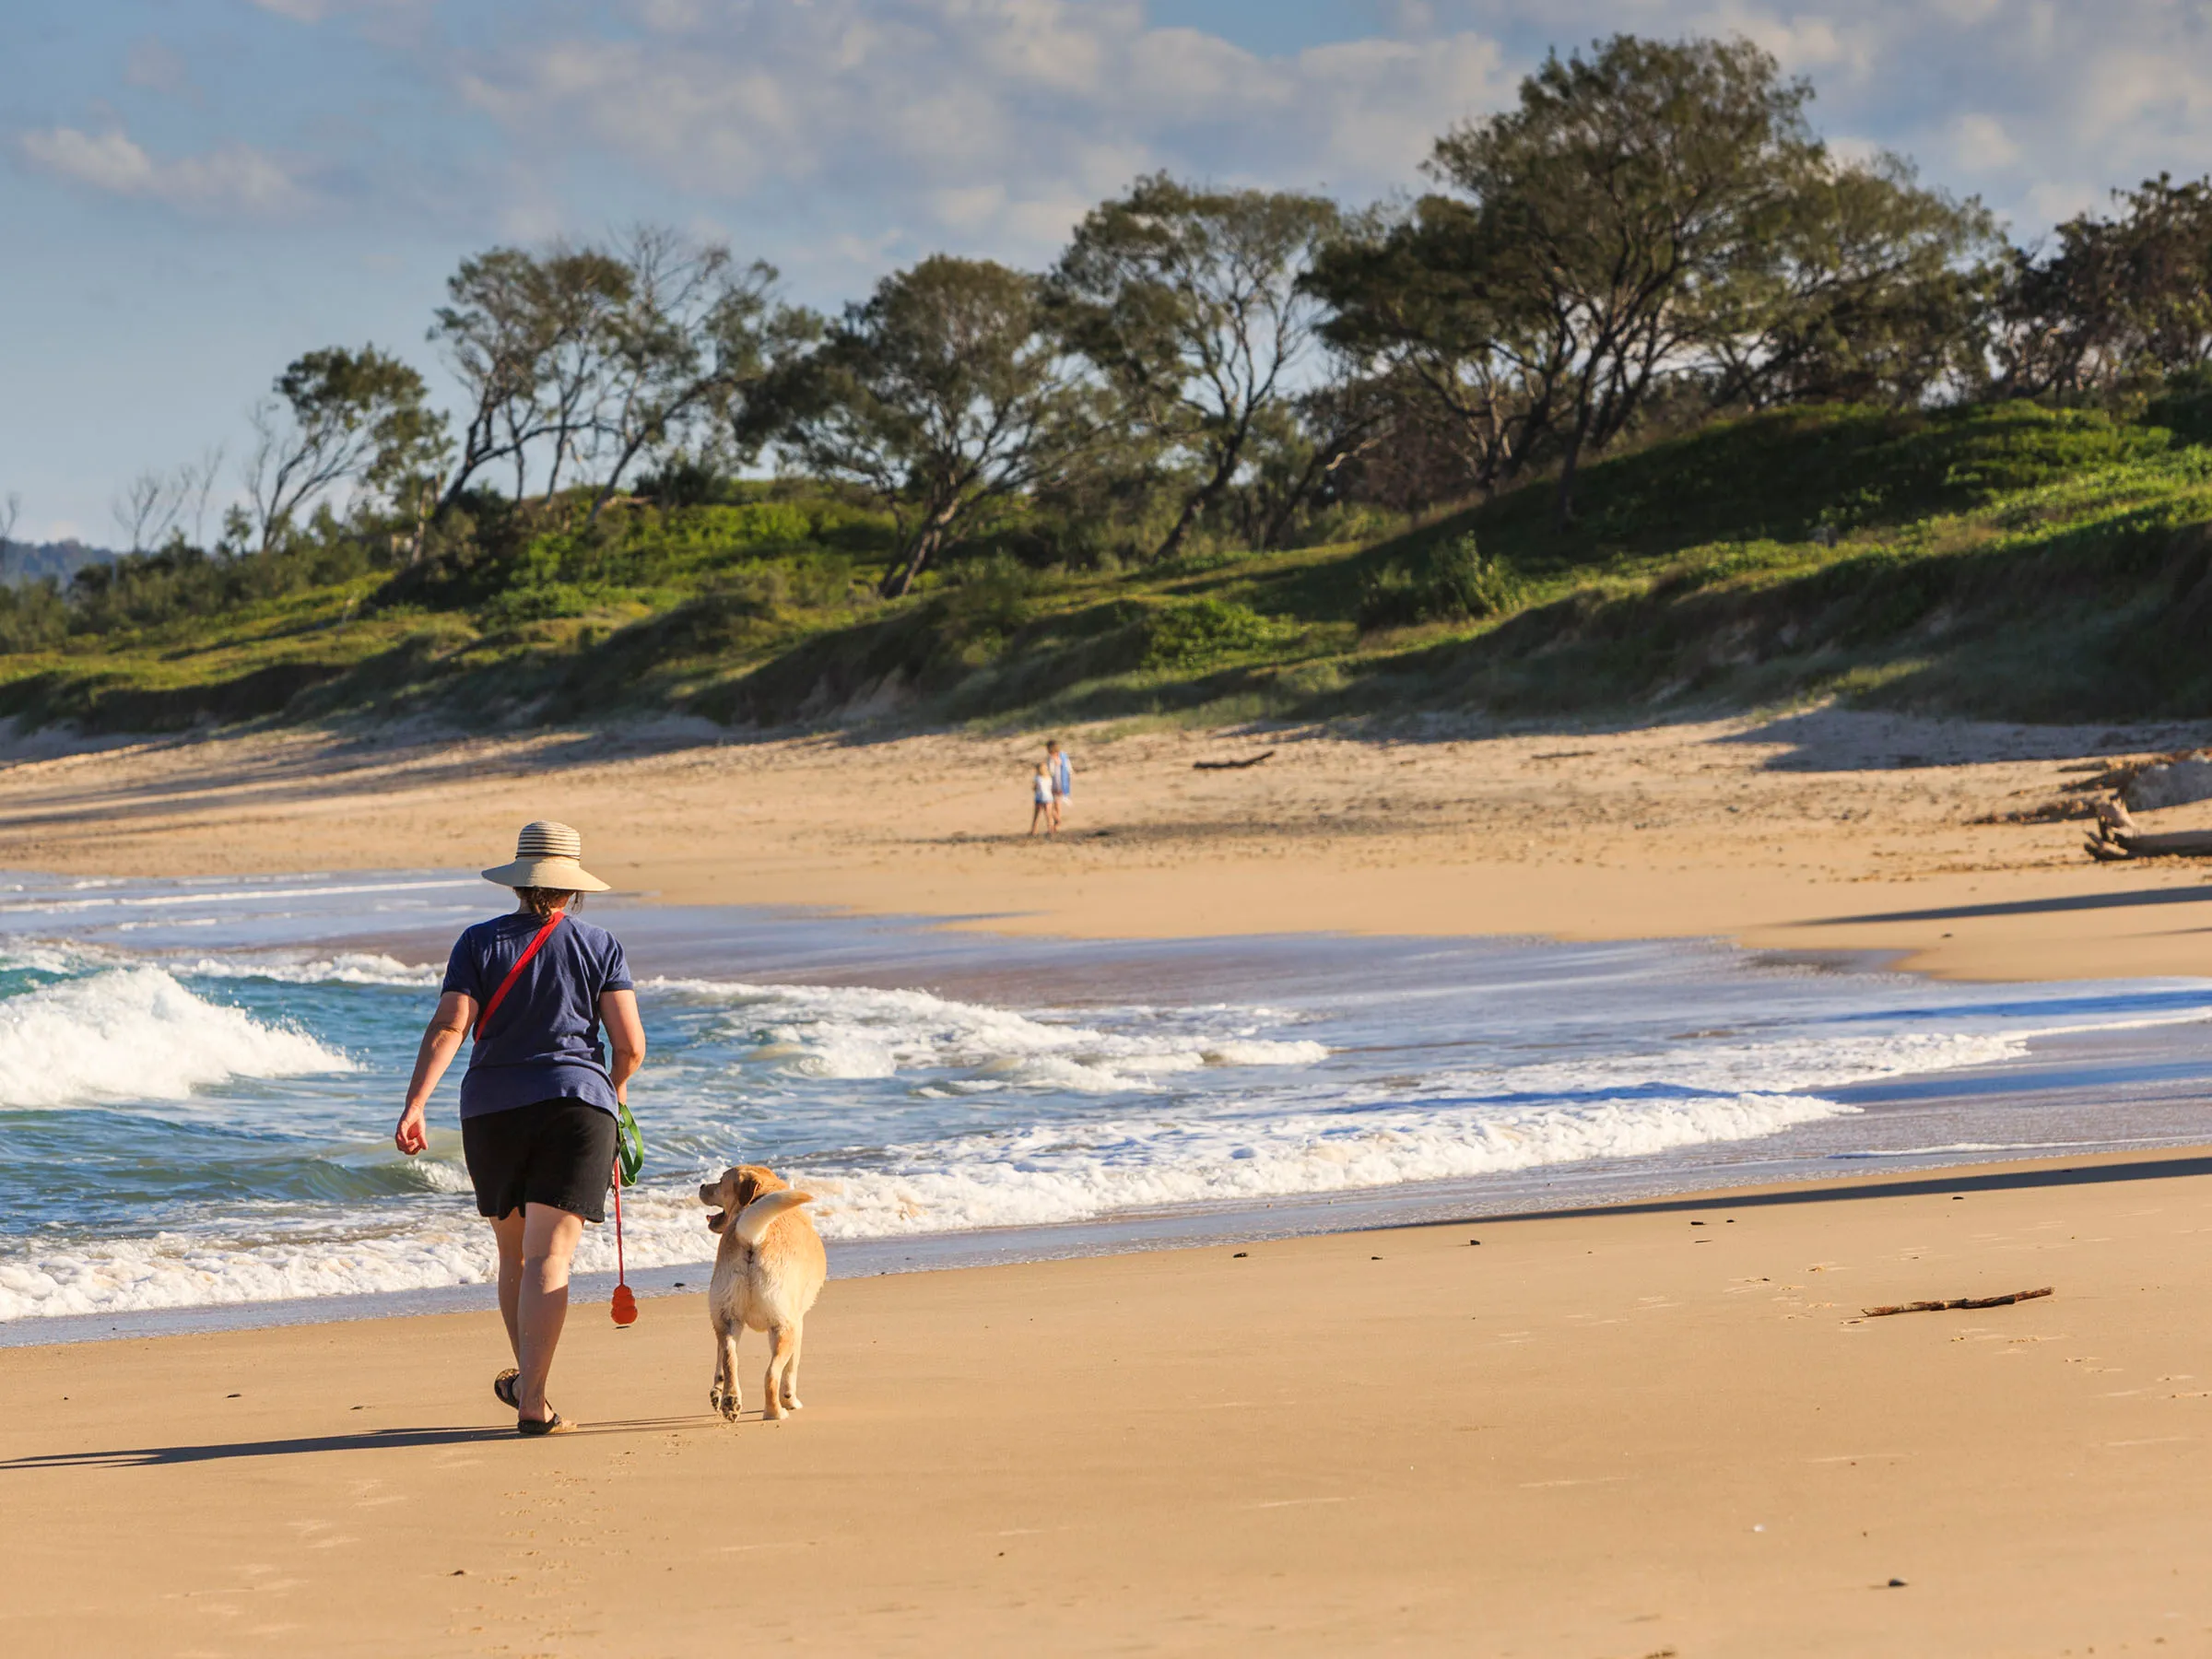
{"left": 461, "top": 1099, "right": 618, "bottom": 1223}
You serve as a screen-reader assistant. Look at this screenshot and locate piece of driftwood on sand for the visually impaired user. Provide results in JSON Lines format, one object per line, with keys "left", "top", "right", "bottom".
{"left": 1193, "top": 750, "right": 1276, "bottom": 771}
{"left": 2084, "top": 827, "right": 2212, "bottom": 861}
{"left": 2082, "top": 796, "right": 2212, "bottom": 860}
{"left": 1862, "top": 1286, "right": 2053, "bottom": 1317}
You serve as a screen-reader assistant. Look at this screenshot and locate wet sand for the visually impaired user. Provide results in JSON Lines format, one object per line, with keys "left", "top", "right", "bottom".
{"left": 6, "top": 1148, "right": 2212, "bottom": 1656}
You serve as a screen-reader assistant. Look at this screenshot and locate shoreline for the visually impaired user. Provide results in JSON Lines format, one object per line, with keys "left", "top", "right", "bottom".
{"left": 14, "top": 1135, "right": 2212, "bottom": 1351}
{"left": 0, "top": 708, "right": 2205, "bottom": 982}
{"left": 12, "top": 1144, "right": 2212, "bottom": 1653}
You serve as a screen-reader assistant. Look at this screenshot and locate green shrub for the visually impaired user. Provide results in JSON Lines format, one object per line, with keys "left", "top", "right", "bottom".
{"left": 1140, "top": 597, "right": 1287, "bottom": 670}
{"left": 476, "top": 582, "right": 595, "bottom": 629}
{"left": 1358, "top": 533, "right": 1522, "bottom": 629}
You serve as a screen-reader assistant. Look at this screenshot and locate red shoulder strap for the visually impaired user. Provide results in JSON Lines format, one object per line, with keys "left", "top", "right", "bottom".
{"left": 473, "top": 912, "right": 564, "bottom": 1042}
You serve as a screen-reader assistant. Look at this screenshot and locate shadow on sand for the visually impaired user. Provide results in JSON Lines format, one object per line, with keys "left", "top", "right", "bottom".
{"left": 0, "top": 1414, "right": 714, "bottom": 1472}
{"left": 1808, "top": 887, "right": 2212, "bottom": 925}
{"left": 1470, "top": 1153, "right": 2212, "bottom": 1226}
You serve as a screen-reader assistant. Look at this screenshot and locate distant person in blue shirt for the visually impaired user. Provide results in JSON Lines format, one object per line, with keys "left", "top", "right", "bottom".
{"left": 1046, "top": 738, "right": 1073, "bottom": 830}
{"left": 392, "top": 820, "right": 645, "bottom": 1437}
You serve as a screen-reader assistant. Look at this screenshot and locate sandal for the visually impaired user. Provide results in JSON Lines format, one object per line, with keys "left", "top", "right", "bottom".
{"left": 516, "top": 1411, "right": 573, "bottom": 1437}
{"left": 491, "top": 1369, "right": 520, "bottom": 1409}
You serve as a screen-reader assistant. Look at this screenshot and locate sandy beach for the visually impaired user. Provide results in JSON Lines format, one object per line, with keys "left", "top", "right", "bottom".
{"left": 0, "top": 706, "right": 2206, "bottom": 981}
{"left": 5, "top": 1148, "right": 2212, "bottom": 1656}
{"left": 6, "top": 709, "right": 2212, "bottom": 1654}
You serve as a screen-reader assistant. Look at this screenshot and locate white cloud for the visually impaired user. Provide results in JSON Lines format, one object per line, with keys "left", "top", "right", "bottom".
{"left": 1950, "top": 112, "right": 2020, "bottom": 171}
{"left": 454, "top": 0, "right": 1513, "bottom": 265}
{"left": 1690, "top": 6, "right": 1869, "bottom": 76}
{"left": 18, "top": 125, "right": 313, "bottom": 218}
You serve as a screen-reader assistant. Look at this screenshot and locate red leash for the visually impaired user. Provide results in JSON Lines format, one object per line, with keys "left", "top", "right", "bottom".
{"left": 610, "top": 1151, "right": 636, "bottom": 1325}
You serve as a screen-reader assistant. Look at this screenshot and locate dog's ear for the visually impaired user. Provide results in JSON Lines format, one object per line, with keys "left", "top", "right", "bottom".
{"left": 736, "top": 1164, "right": 785, "bottom": 1206}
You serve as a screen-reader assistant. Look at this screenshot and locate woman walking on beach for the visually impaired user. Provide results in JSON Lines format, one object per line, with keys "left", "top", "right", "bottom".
{"left": 393, "top": 821, "right": 645, "bottom": 1436}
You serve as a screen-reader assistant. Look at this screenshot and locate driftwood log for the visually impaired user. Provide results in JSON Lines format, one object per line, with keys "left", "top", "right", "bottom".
{"left": 2088, "top": 828, "right": 2212, "bottom": 861}
{"left": 1193, "top": 750, "right": 1276, "bottom": 771}
{"left": 2081, "top": 797, "right": 2212, "bottom": 860}
{"left": 1862, "top": 1286, "right": 2053, "bottom": 1317}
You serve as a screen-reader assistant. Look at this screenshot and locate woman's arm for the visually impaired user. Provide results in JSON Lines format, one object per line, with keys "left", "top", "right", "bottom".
{"left": 393, "top": 990, "right": 476, "bottom": 1155}
{"left": 601, "top": 988, "right": 645, "bottom": 1103}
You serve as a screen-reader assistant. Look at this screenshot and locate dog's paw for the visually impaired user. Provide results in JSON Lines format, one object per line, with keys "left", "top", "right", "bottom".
{"left": 710, "top": 1387, "right": 741, "bottom": 1422}
{"left": 781, "top": 1394, "right": 804, "bottom": 1411}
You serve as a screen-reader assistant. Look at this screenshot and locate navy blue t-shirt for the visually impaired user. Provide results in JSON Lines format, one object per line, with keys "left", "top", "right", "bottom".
{"left": 441, "top": 912, "right": 634, "bottom": 1120}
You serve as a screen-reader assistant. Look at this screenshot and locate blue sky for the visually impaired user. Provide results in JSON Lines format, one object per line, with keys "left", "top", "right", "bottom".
{"left": 10, "top": 0, "right": 2212, "bottom": 542}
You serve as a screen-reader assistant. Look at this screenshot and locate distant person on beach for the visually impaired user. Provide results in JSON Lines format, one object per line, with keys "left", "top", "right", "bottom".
{"left": 1047, "top": 739, "right": 1073, "bottom": 830}
{"left": 1030, "top": 761, "right": 1056, "bottom": 836}
{"left": 393, "top": 821, "right": 645, "bottom": 1437}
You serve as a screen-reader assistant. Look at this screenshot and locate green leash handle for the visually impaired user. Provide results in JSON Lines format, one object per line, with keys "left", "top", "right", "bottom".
{"left": 615, "top": 1100, "right": 643, "bottom": 1188}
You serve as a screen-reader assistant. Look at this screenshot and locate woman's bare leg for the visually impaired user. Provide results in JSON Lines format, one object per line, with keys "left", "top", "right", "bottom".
{"left": 516, "top": 1203, "right": 584, "bottom": 1421}
{"left": 491, "top": 1210, "right": 527, "bottom": 1362}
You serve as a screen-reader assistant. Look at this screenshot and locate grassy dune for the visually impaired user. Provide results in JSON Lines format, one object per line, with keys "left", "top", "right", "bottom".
{"left": 14, "top": 399, "right": 2212, "bottom": 735}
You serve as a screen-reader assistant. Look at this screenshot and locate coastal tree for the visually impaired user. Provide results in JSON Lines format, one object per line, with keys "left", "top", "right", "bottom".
{"left": 583, "top": 228, "right": 806, "bottom": 524}
{"left": 518, "top": 245, "right": 632, "bottom": 500}
{"left": 1997, "top": 174, "right": 2212, "bottom": 398}
{"left": 429, "top": 245, "right": 629, "bottom": 509}
{"left": 1050, "top": 176, "right": 1341, "bottom": 560}
{"left": 1316, "top": 35, "right": 1830, "bottom": 528}
{"left": 111, "top": 469, "right": 184, "bottom": 554}
{"left": 176, "top": 446, "right": 227, "bottom": 549}
{"left": 242, "top": 346, "right": 447, "bottom": 551}
{"left": 1703, "top": 154, "right": 2002, "bottom": 408}
{"left": 1307, "top": 195, "right": 1570, "bottom": 505}
{"left": 768, "top": 255, "right": 1100, "bottom": 596}
{"left": 430, "top": 248, "right": 549, "bottom": 510}
{"left": 110, "top": 449, "right": 232, "bottom": 556}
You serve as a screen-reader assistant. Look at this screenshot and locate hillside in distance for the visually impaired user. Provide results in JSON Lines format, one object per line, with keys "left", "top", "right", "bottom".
{"left": 6, "top": 399, "right": 2212, "bottom": 736}
{"left": 0, "top": 539, "right": 116, "bottom": 586}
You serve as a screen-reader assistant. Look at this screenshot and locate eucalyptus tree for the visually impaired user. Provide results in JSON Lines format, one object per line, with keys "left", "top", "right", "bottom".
{"left": 1705, "top": 155, "right": 2001, "bottom": 408}
{"left": 1050, "top": 175, "right": 1340, "bottom": 560}
{"left": 112, "top": 450, "right": 228, "bottom": 555}
{"left": 1316, "top": 35, "right": 1833, "bottom": 528}
{"left": 1998, "top": 174, "right": 2212, "bottom": 399}
{"left": 431, "top": 248, "right": 552, "bottom": 510}
{"left": 111, "top": 469, "right": 183, "bottom": 554}
{"left": 583, "top": 228, "right": 805, "bottom": 524}
{"left": 770, "top": 255, "right": 1100, "bottom": 596}
{"left": 242, "top": 346, "right": 447, "bottom": 551}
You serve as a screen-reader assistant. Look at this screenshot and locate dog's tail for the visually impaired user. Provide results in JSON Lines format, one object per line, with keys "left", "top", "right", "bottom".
{"left": 734, "top": 1188, "right": 814, "bottom": 1248}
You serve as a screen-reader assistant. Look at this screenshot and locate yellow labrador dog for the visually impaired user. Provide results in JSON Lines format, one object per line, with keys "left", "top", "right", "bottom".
{"left": 699, "top": 1163, "right": 826, "bottom": 1422}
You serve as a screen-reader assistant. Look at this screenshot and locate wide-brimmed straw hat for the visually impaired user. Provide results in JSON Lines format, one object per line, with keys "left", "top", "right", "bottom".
{"left": 481, "top": 820, "right": 612, "bottom": 892}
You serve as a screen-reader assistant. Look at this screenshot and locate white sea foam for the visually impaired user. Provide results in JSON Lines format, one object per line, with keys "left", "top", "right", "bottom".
{"left": 4, "top": 950, "right": 2206, "bottom": 1323}
{"left": 0, "top": 967, "right": 352, "bottom": 1109}
{"left": 182, "top": 952, "right": 441, "bottom": 988}
{"left": 788, "top": 1090, "right": 1857, "bottom": 1239}
{"left": 0, "top": 1186, "right": 724, "bottom": 1320}
{"left": 650, "top": 976, "right": 1331, "bottom": 1090}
